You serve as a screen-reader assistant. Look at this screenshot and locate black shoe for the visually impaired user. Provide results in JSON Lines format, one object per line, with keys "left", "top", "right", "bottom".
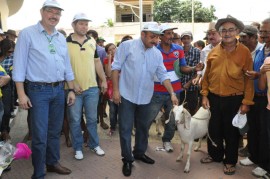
{"left": 122, "top": 162, "right": 132, "bottom": 176}
{"left": 134, "top": 154, "right": 155, "bottom": 164}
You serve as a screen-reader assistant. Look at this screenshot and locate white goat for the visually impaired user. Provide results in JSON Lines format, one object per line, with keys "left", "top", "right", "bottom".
{"left": 171, "top": 104, "right": 211, "bottom": 173}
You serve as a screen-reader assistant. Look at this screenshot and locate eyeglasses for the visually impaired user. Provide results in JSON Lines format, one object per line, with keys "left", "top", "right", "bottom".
{"left": 44, "top": 8, "right": 61, "bottom": 17}
{"left": 259, "top": 31, "right": 270, "bottom": 35}
{"left": 219, "top": 28, "right": 237, "bottom": 34}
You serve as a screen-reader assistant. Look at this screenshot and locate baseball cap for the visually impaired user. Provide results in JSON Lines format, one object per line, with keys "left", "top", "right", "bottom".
{"left": 159, "top": 24, "right": 178, "bottom": 33}
{"left": 42, "top": 0, "right": 63, "bottom": 11}
{"left": 72, "top": 13, "right": 91, "bottom": 23}
{"left": 97, "top": 37, "right": 106, "bottom": 42}
{"left": 239, "top": 25, "right": 258, "bottom": 36}
{"left": 142, "top": 22, "right": 163, "bottom": 35}
{"left": 180, "top": 31, "right": 193, "bottom": 39}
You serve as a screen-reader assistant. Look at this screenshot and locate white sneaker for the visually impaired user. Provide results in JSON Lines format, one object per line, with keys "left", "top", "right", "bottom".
{"left": 252, "top": 167, "right": 267, "bottom": 177}
{"left": 163, "top": 142, "right": 174, "bottom": 152}
{"left": 91, "top": 146, "right": 105, "bottom": 156}
{"left": 75, "top": 150, "right": 83, "bottom": 160}
{"left": 240, "top": 157, "right": 254, "bottom": 166}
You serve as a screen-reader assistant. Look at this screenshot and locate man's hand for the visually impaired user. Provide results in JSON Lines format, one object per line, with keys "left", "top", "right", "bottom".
{"left": 100, "top": 81, "right": 108, "bottom": 94}
{"left": 171, "top": 94, "right": 178, "bottom": 105}
{"left": 260, "top": 63, "right": 270, "bottom": 74}
{"left": 239, "top": 104, "right": 249, "bottom": 114}
{"left": 74, "top": 84, "right": 83, "bottom": 95}
{"left": 67, "top": 91, "right": 76, "bottom": 106}
{"left": 18, "top": 94, "right": 32, "bottom": 110}
{"left": 113, "top": 90, "right": 121, "bottom": 104}
{"left": 245, "top": 70, "right": 260, "bottom": 80}
{"left": 195, "top": 62, "right": 204, "bottom": 72}
{"left": 202, "top": 96, "right": 210, "bottom": 109}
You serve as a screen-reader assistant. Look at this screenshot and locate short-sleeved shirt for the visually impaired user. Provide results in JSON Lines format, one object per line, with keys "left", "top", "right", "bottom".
{"left": 154, "top": 43, "right": 186, "bottom": 94}
{"left": 67, "top": 34, "right": 99, "bottom": 91}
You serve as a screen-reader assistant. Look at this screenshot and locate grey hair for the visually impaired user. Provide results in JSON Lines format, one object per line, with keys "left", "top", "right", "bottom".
{"left": 262, "top": 18, "right": 270, "bottom": 24}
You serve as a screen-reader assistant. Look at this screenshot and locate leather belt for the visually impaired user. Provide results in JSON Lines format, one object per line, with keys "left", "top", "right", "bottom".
{"left": 255, "top": 93, "right": 267, "bottom": 97}
{"left": 215, "top": 92, "right": 244, "bottom": 97}
{"left": 26, "top": 80, "right": 64, "bottom": 87}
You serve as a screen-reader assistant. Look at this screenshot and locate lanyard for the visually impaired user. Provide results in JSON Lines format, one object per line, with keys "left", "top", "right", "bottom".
{"left": 44, "top": 32, "right": 56, "bottom": 54}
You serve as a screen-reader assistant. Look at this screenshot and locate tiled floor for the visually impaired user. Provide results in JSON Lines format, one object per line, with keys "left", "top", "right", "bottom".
{"left": 1, "top": 109, "right": 257, "bottom": 179}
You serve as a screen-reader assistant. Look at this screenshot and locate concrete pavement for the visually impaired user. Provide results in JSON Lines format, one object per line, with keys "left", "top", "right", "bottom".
{"left": 1, "top": 108, "right": 257, "bottom": 179}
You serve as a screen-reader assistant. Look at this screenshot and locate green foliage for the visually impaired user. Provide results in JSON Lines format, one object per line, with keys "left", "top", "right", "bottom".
{"left": 106, "top": 18, "right": 114, "bottom": 27}
{"left": 154, "top": 0, "right": 217, "bottom": 23}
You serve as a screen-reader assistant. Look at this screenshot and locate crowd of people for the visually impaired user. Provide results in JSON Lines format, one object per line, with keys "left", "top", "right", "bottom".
{"left": 0, "top": 0, "right": 270, "bottom": 178}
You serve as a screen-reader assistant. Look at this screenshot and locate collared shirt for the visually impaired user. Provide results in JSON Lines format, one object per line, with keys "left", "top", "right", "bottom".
{"left": 251, "top": 42, "right": 263, "bottom": 61}
{"left": 1, "top": 55, "right": 13, "bottom": 75}
{"left": 154, "top": 43, "right": 186, "bottom": 94}
{"left": 12, "top": 22, "right": 74, "bottom": 83}
{"left": 253, "top": 44, "right": 270, "bottom": 94}
{"left": 112, "top": 38, "right": 169, "bottom": 105}
{"left": 66, "top": 34, "right": 98, "bottom": 91}
{"left": 201, "top": 41, "right": 254, "bottom": 105}
{"left": 199, "top": 44, "right": 214, "bottom": 76}
{"left": 181, "top": 46, "right": 201, "bottom": 91}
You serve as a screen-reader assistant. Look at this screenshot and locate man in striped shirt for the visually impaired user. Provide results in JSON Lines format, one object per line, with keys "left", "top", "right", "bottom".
{"left": 147, "top": 24, "right": 203, "bottom": 152}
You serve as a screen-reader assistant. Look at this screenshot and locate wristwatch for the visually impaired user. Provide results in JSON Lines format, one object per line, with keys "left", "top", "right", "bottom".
{"left": 171, "top": 92, "right": 176, "bottom": 96}
{"left": 68, "top": 89, "right": 75, "bottom": 93}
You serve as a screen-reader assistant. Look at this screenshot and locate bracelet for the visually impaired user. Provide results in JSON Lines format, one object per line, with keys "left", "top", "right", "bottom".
{"left": 171, "top": 92, "right": 176, "bottom": 96}
{"left": 68, "top": 89, "right": 75, "bottom": 93}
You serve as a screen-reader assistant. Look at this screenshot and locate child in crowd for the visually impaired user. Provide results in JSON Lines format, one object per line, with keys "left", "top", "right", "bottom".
{"left": 103, "top": 43, "right": 118, "bottom": 136}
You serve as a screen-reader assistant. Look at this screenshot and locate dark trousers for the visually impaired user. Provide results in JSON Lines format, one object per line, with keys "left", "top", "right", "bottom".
{"left": 179, "top": 90, "right": 198, "bottom": 116}
{"left": 207, "top": 93, "right": 242, "bottom": 165}
{"left": 247, "top": 96, "right": 270, "bottom": 171}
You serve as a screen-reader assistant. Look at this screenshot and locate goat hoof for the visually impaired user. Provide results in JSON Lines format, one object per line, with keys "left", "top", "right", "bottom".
{"left": 184, "top": 170, "right": 190, "bottom": 173}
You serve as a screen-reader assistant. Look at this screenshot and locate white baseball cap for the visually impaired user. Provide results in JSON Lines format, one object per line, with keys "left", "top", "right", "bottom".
{"left": 72, "top": 13, "right": 91, "bottom": 23}
{"left": 142, "top": 22, "right": 163, "bottom": 35}
{"left": 42, "top": 0, "right": 64, "bottom": 11}
{"left": 159, "top": 24, "right": 178, "bottom": 33}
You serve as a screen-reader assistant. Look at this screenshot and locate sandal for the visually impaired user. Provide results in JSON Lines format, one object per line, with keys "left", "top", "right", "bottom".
{"left": 200, "top": 155, "right": 214, "bottom": 164}
{"left": 223, "top": 164, "right": 236, "bottom": 175}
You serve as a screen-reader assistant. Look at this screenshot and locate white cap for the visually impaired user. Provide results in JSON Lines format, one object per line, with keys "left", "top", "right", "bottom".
{"left": 42, "top": 0, "right": 63, "bottom": 11}
{"left": 72, "top": 13, "right": 91, "bottom": 23}
{"left": 0, "top": 29, "right": 4, "bottom": 35}
{"left": 142, "top": 22, "right": 163, "bottom": 35}
{"left": 159, "top": 24, "right": 178, "bottom": 33}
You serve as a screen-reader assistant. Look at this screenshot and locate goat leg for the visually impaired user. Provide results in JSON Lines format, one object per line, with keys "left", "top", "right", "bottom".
{"left": 194, "top": 138, "right": 202, "bottom": 151}
{"left": 176, "top": 141, "right": 185, "bottom": 161}
{"left": 184, "top": 141, "right": 193, "bottom": 173}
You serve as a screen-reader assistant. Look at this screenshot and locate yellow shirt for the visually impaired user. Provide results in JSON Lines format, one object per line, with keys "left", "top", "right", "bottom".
{"left": 0, "top": 65, "right": 7, "bottom": 98}
{"left": 67, "top": 35, "right": 98, "bottom": 91}
{"left": 201, "top": 41, "right": 254, "bottom": 105}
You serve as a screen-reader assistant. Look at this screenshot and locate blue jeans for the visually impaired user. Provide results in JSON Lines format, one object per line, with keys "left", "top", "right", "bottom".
{"left": 26, "top": 82, "right": 65, "bottom": 179}
{"left": 147, "top": 93, "right": 177, "bottom": 142}
{"left": 108, "top": 100, "right": 118, "bottom": 130}
{"left": 118, "top": 97, "right": 152, "bottom": 163}
{"left": 68, "top": 87, "right": 99, "bottom": 151}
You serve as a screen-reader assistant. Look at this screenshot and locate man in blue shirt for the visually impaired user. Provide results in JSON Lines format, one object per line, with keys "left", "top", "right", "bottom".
{"left": 111, "top": 22, "right": 178, "bottom": 177}
{"left": 12, "top": 0, "right": 75, "bottom": 178}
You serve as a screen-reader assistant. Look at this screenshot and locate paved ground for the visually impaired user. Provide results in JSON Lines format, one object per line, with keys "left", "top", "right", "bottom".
{"left": 1, "top": 108, "right": 258, "bottom": 179}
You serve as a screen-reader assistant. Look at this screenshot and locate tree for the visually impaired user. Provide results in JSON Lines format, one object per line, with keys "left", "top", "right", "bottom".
{"left": 153, "top": 0, "right": 180, "bottom": 22}
{"left": 154, "top": 0, "right": 217, "bottom": 23}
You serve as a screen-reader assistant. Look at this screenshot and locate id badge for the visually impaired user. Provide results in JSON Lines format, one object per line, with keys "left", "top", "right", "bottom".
{"left": 48, "top": 44, "right": 56, "bottom": 54}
